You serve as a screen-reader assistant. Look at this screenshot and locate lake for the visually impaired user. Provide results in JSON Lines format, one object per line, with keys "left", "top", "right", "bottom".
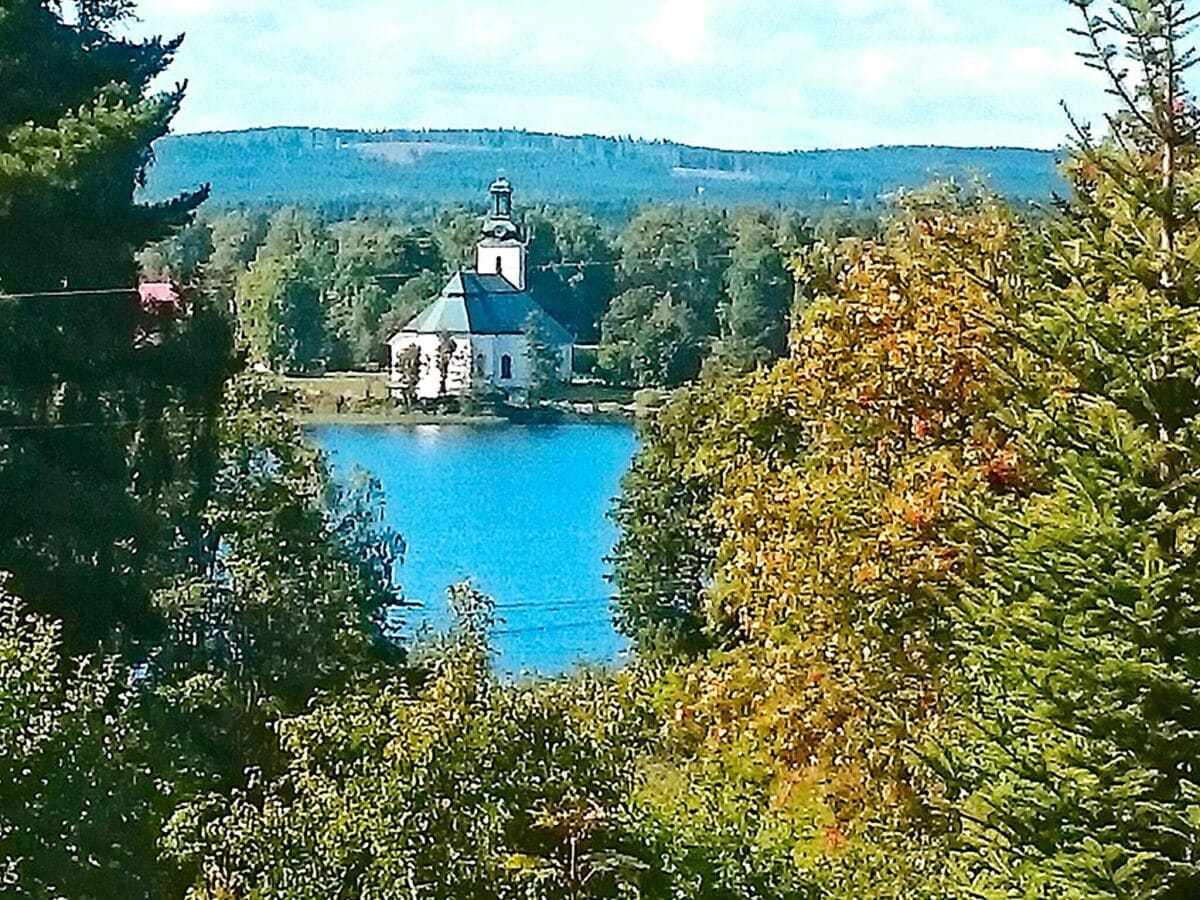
{"left": 310, "top": 422, "right": 639, "bottom": 676}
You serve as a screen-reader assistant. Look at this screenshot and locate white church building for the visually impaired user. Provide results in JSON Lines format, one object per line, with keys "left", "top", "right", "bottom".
{"left": 387, "top": 178, "right": 574, "bottom": 401}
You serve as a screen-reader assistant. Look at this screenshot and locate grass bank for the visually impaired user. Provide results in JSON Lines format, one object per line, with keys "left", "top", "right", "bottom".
{"left": 281, "top": 373, "right": 653, "bottom": 426}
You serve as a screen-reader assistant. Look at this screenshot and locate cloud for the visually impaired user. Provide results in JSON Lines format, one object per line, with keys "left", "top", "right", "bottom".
{"left": 127, "top": 0, "right": 1110, "bottom": 151}
{"left": 645, "top": 0, "right": 709, "bottom": 64}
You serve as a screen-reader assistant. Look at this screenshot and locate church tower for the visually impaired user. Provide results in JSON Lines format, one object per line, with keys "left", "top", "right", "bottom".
{"left": 476, "top": 177, "right": 528, "bottom": 290}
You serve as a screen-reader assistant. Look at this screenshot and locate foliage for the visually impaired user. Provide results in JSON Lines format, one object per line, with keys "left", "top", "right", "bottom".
{"left": 934, "top": 3, "right": 1200, "bottom": 896}
{"left": 164, "top": 584, "right": 663, "bottom": 900}
{"left": 616, "top": 191, "right": 1020, "bottom": 892}
{"left": 526, "top": 206, "right": 616, "bottom": 341}
{"left": 138, "top": 220, "right": 216, "bottom": 284}
{"left": 436, "top": 332, "right": 459, "bottom": 397}
{"left": 0, "top": 0, "right": 229, "bottom": 651}
{"left": 598, "top": 286, "right": 706, "bottom": 387}
{"left": 143, "top": 127, "right": 1064, "bottom": 211}
{"left": 325, "top": 218, "right": 442, "bottom": 368}
{"left": 524, "top": 309, "right": 563, "bottom": 404}
{"left": 147, "top": 375, "right": 405, "bottom": 782}
{"left": 718, "top": 213, "right": 795, "bottom": 369}
{"left": 391, "top": 343, "right": 422, "bottom": 408}
{"left": 0, "top": 578, "right": 194, "bottom": 898}
{"left": 236, "top": 208, "right": 335, "bottom": 373}
{"left": 611, "top": 381, "right": 726, "bottom": 658}
{"left": 432, "top": 207, "right": 483, "bottom": 270}
{"left": 616, "top": 207, "right": 732, "bottom": 336}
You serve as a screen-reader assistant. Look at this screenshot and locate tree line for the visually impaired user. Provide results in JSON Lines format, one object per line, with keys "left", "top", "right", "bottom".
{"left": 139, "top": 199, "right": 873, "bottom": 388}
{"left": 4, "top": 1, "right": 1200, "bottom": 898}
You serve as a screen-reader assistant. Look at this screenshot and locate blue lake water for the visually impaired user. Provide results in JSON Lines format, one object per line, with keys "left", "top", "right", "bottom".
{"left": 310, "top": 423, "right": 638, "bottom": 676}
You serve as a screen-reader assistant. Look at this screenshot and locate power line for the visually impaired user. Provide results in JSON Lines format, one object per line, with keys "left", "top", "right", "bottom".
{"left": 494, "top": 619, "right": 613, "bottom": 637}
{"left": 494, "top": 594, "right": 615, "bottom": 611}
{"left": 0, "top": 287, "right": 138, "bottom": 301}
{"left": 0, "top": 412, "right": 216, "bottom": 434}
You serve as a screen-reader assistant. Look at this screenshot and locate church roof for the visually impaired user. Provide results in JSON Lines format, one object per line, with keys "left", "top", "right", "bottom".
{"left": 397, "top": 271, "right": 572, "bottom": 344}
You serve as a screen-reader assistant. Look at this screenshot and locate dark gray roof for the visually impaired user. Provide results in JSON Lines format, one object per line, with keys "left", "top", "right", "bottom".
{"left": 398, "top": 271, "right": 572, "bottom": 344}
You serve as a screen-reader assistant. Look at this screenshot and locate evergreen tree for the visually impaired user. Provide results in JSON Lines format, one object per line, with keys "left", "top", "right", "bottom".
{"left": 0, "top": 0, "right": 227, "bottom": 650}
{"left": 940, "top": 3, "right": 1200, "bottom": 895}
{"left": 137, "top": 220, "right": 215, "bottom": 284}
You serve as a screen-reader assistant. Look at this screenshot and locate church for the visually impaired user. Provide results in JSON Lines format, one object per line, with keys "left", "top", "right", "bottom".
{"left": 387, "top": 178, "right": 574, "bottom": 401}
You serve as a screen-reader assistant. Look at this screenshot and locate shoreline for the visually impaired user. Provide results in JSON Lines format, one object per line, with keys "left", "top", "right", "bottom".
{"left": 281, "top": 373, "right": 652, "bottom": 428}
{"left": 300, "top": 407, "right": 637, "bottom": 428}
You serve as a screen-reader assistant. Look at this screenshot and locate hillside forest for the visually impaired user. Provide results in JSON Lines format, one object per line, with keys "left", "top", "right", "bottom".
{"left": 4, "top": 1, "right": 1200, "bottom": 899}
{"left": 142, "top": 128, "right": 1062, "bottom": 213}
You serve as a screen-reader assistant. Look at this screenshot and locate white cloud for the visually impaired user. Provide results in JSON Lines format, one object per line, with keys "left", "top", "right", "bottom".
{"left": 645, "top": 0, "right": 709, "bottom": 64}
{"left": 127, "top": 0, "right": 1110, "bottom": 151}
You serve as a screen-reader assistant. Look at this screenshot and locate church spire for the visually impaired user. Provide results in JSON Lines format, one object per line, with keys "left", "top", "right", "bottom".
{"left": 482, "top": 177, "right": 522, "bottom": 242}
{"left": 477, "top": 178, "right": 528, "bottom": 289}
{"left": 489, "top": 177, "right": 513, "bottom": 220}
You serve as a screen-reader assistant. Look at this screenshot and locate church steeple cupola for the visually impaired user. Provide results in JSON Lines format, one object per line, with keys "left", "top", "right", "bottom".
{"left": 482, "top": 176, "right": 523, "bottom": 243}
{"left": 477, "top": 177, "right": 528, "bottom": 289}
{"left": 490, "top": 177, "right": 513, "bottom": 219}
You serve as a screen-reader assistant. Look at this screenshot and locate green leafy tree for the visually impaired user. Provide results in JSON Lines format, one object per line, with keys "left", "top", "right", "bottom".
{"left": 236, "top": 208, "right": 334, "bottom": 373}
{"left": 391, "top": 343, "right": 422, "bottom": 408}
{"left": 0, "top": 578, "right": 195, "bottom": 897}
{"left": 205, "top": 209, "right": 270, "bottom": 309}
{"left": 432, "top": 207, "right": 483, "bottom": 270}
{"left": 138, "top": 220, "right": 215, "bottom": 284}
{"left": 147, "top": 376, "right": 404, "bottom": 784}
{"left": 523, "top": 309, "right": 562, "bottom": 403}
{"left": 436, "top": 332, "right": 459, "bottom": 397}
{"left": 527, "top": 206, "right": 616, "bottom": 341}
{"left": 598, "top": 286, "right": 705, "bottom": 387}
{"left": 718, "top": 213, "right": 793, "bottom": 368}
{"left": 163, "top": 584, "right": 664, "bottom": 900}
{"left": 325, "top": 218, "right": 443, "bottom": 368}
{"left": 377, "top": 269, "right": 444, "bottom": 343}
{"left": 611, "top": 381, "right": 724, "bottom": 658}
{"left": 617, "top": 207, "right": 732, "bottom": 337}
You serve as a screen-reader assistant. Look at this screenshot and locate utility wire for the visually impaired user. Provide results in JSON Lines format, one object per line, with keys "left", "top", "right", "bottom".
{"left": 0, "top": 413, "right": 217, "bottom": 434}
{"left": 1, "top": 251, "right": 739, "bottom": 300}
{"left": 0, "top": 287, "right": 138, "bottom": 301}
{"left": 494, "top": 594, "right": 615, "bottom": 611}
{"left": 494, "top": 619, "right": 613, "bottom": 637}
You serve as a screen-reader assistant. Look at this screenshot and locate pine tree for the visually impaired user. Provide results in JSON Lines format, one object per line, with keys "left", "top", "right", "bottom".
{"left": 0, "top": 0, "right": 226, "bottom": 650}
{"left": 941, "top": 3, "right": 1200, "bottom": 895}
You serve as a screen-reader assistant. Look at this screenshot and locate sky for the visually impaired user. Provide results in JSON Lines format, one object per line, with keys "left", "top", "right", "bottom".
{"left": 127, "top": 0, "right": 1112, "bottom": 152}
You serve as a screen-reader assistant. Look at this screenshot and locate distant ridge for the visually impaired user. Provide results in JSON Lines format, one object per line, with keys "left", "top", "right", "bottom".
{"left": 144, "top": 126, "right": 1062, "bottom": 212}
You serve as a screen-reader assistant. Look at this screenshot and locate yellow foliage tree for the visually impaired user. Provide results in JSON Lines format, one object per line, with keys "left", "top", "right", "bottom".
{"left": 638, "top": 192, "right": 1027, "bottom": 887}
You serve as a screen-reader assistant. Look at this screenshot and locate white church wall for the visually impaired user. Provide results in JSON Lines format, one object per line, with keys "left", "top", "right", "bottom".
{"left": 479, "top": 333, "right": 532, "bottom": 390}
{"left": 391, "top": 331, "right": 573, "bottom": 401}
{"left": 389, "top": 332, "right": 474, "bottom": 400}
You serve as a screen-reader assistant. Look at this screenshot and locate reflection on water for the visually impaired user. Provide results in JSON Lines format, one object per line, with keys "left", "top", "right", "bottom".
{"left": 310, "top": 422, "right": 638, "bottom": 676}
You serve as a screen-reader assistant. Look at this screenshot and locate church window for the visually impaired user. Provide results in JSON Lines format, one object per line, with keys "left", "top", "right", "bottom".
{"left": 500, "top": 354, "right": 513, "bottom": 380}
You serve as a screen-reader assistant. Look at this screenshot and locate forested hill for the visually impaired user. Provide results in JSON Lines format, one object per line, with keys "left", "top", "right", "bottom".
{"left": 144, "top": 127, "right": 1061, "bottom": 212}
